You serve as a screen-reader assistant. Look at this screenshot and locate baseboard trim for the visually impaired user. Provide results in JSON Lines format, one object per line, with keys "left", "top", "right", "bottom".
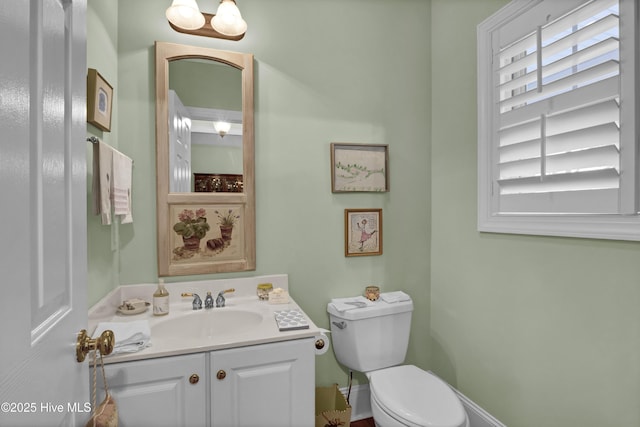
{"left": 340, "top": 374, "right": 506, "bottom": 427}
{"left": 338, "top": 384, "right": 372, "bottom": 422}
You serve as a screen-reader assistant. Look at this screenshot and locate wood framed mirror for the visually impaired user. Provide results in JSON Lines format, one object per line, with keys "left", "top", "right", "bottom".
{"left": 155, "top": 41, "right": 255, "bottom": 276}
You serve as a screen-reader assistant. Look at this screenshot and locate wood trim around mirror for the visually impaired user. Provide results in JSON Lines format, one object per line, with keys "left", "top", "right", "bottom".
{"left": 155, "top": 41, "right": 255, "bottom": 276}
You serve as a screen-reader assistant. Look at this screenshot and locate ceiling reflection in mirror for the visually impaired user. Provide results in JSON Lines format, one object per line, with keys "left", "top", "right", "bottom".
{"left": 168, "top": 58, "right": 243, "bottom": 193}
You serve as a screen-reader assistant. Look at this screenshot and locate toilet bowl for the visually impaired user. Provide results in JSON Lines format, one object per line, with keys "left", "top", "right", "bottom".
{"left": 367, "top": 365, "right": 469, "bottom": 427}
{"left": 327, "top": 293, "right": 469, "bottom": 427}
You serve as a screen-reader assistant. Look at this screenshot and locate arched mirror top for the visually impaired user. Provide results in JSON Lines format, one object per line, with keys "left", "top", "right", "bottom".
{"left": 155, "top": 41, "right": 255, "bottom": 277}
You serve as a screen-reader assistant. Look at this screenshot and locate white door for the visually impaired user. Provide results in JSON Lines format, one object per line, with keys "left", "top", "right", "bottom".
{"left": 169, "top": 90, "right": 192, "bottom": 192}
{"left": 0, "top": 1, "right": 89, "bottom": 426}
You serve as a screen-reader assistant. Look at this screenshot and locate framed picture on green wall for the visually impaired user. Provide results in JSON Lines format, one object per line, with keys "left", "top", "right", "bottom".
{"left": 331, "top": 143, "right": 389, "bottom": 192}
{"left": 345, "top": 208, "right": 382, "bottom": 257}
{"left": 87, "top": 68, "right": 113, "bottom": 132}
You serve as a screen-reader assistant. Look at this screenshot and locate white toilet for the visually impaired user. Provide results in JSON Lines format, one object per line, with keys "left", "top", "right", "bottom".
{"left": 327, "top": 294, "right": 469, "bottom": 427}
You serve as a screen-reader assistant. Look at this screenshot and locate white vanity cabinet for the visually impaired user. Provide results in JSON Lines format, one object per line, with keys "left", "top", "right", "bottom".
{"left": 97, "top": 353, "right": 207, "bottom": 427}
{"left": 211, "top": 338, "right": 315, "bottom": 427}
{"left": 96, "top": 338, "right": 315, "bottom": 427}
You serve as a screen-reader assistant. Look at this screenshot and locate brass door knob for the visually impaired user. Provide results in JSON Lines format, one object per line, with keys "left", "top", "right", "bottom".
{"left": 76, "top": 329, "right": 115, "bottom": 363}
{"left": 216, "top": 370, "right": 226, "bottom": 380}
{"left": 315, "top": 338, "right": 325, "bottom": 350}
{"left": 189, "top": 374, "right": 199, "bottom": 384}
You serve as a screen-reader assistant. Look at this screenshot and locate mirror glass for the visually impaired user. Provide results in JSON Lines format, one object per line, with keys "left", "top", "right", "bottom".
{"left": 156, "top": 42, "right": 255, "bottom": 277}
{"left": 169, "top": 58, "right": 243, "bottom": 192}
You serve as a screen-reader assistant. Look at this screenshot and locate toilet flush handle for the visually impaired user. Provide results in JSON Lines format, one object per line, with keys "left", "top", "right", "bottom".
{"left": 332, "top": 321, "right": 347, "bottom": 330}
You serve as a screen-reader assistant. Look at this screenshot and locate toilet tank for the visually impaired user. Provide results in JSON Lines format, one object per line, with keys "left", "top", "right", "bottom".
{"left": 327, "top": 298, "right": 413, "bottom": 373}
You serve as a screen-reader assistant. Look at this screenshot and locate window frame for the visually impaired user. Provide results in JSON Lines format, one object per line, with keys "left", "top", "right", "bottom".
{"left": 477, "top": 0, "right": 640, "bottom": 241}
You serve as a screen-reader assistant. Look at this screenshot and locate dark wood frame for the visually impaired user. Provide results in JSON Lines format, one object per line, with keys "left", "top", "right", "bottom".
{"left": 344, "top": 208, "right": 383, "bottom": 257}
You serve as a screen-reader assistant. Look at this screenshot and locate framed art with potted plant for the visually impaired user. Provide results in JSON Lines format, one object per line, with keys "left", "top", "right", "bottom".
{"left": 345, "top": 208, "right": 382, "bottom": 257}
{"left": 168, "top": 204, "right": 246, "bottom": 273}
{"left": 87, "top": 68, "right": 113, "bottom": 132}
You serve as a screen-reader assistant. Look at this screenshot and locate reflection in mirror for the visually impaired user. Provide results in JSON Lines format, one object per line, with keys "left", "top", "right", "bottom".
{"left": 168, "top": 58, "right": 243, "bottom": 193}
{"left": 156, "top": 42, "right": 255, "bottom": 277}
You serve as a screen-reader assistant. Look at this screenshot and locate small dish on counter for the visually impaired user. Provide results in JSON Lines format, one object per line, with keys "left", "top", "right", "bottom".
{"left": 117, "top": 301, "right": 150, "bottom": 315}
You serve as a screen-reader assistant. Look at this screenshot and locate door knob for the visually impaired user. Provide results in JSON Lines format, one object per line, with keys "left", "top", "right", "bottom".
{"left": 76, "top": 329, "right": 115, "bottom": 362}
{"left": 216, "top": 370, "right": 226, "bottom": 380}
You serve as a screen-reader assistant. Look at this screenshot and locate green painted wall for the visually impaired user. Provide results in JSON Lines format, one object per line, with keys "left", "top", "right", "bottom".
{"left": 87, "top": 0, "right": 640, "bottom": 425}
{"left": 87, "top": 0, "right": 431, "bottom": 391}
{"left": 430, "top": 1, "right": 640, "bottom": 426}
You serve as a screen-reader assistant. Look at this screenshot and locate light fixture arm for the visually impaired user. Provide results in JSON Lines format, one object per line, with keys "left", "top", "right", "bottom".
{"left": 167, "top": 11, "right": 245, "bottom": 41}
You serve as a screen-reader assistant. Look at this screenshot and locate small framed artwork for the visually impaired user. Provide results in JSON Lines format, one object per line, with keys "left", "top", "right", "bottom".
{"left": 87, "top": 68, "right": 113, "bottom": 132}
{"left": 345, "top": 208, "right": 382, "bottom": 257}
{"left": 331, "top": 143, "right": 389, "bottom": 192}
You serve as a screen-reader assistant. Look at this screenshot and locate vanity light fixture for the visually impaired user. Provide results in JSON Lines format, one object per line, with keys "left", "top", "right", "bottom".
{"left": 166, "top": 0, "right": 247, "bottom": 41}
{"left": 213, "top": 121, "right": 232, "bottom": 137}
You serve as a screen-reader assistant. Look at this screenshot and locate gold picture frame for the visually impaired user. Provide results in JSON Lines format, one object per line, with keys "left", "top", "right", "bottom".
{"left": 331, "top": 143, "right": 389, "bottom": 192}
{"left": 87, "top": 68, "right": 113, "bottom": 132}
{"left": 345, "top": 208, "right": 382, "bottom": 257}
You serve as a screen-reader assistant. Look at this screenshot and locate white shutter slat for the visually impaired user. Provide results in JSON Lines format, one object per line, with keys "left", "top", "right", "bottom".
{"left": 546, "top": 122, "right": 619, "bottom": 155}
{"left": 499, "top": 138, "right": 541, "bottom": 163}
{"left": 500, "top": 59, "right": 619, "bottom": 111}
{"left": 541, "top": 0, "right": 618, "bottom": 42}
{"left": 546, "top": 144, "right": 619, "bottom": 175}
{"left": 499, "top": 37, "right": 618, "bottom": 97}
{"left": 499, "top": 119, "right": 541, "bottom": 147}
{"left": 499, "top": 157, "right": 541, "bottom": 180}
{"left": 546, "top": 98, "right": 619, "bottom": 135}
{"left": 498, "top": 167, "right": 619, "bottom": 195}
{"left": 542, "top": 13, "right": 618, "bottom": 58}
{"left": 499, "top": 75, "right": 618, "bottom": 128}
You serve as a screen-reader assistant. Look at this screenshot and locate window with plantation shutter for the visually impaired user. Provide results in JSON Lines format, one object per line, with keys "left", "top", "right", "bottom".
{"left": 477, "top": 0, "right": 640, "bottom": 241}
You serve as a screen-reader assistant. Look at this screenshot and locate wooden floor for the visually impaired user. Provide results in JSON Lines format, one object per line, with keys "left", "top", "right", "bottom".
{"left": 351, "top": 418, "right": 375, "bottom": 427}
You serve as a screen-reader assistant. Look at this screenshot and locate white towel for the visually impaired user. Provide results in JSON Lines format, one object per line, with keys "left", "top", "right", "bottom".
{"left": 93, "top": 320, "right": 151, "bottom": 354}
{"left": 92, "top": 140, "right": 113, "bottom": 225}
{"left": 379, "top": 291, "right": 411, "bottom": 304}
{"left": 112, "top": 150, "right": 133, "bottom": 224}
{"left": 329, "top": 296, "right": 375, "bottom": 312}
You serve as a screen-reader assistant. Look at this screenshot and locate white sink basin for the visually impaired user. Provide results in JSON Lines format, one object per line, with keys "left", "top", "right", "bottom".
{"left": 152, "top": 309, "right": 264, "bottom": 340}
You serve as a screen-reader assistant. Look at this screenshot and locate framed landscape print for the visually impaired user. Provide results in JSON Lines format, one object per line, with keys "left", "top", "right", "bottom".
{"left": 331, "top": 143, "right": 389, "bottom": 192}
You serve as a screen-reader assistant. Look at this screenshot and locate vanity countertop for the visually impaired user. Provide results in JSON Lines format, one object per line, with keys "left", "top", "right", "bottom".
{"left": 88, "top": 274, "right": 323, "bottom": 364}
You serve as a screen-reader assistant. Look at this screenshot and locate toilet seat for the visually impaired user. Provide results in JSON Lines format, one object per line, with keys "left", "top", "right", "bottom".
{"left": 369, "top": 365, "right": 467, "bottom": 427}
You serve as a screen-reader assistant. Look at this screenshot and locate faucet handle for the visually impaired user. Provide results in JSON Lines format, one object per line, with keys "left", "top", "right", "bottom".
{"left": 182, "top": 292, "right": 202, "bottom": 310}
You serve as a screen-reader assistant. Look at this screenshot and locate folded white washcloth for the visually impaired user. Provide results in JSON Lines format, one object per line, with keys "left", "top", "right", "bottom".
{"left": 329, "top": 296, "right": 375, "bottom": 312}
{"left": 379, "top": 291, "right": 411, "bottom": 304}
{"left": 93, "top": 320, "right": 151, "bottom": 354}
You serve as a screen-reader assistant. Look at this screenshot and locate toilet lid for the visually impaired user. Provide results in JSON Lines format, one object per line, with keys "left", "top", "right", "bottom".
{"left": 369, "top": 365, "right": 467, "bottom": 427}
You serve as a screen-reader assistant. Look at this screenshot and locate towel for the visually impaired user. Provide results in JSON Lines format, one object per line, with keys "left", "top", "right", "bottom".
{"left": 92, "top": 140, "right": 113, "bottom": 225}
{"left": 93, "top": 320, "right": 151, "bottom": 354}
{"left": 379, "top": 291, "right": 411, "bottom": 304}
{"left": 112, "top": 150, "right": 133, "bottom": 224}
{"left": 329, "top": 296, "right": 375, "bottom": 312}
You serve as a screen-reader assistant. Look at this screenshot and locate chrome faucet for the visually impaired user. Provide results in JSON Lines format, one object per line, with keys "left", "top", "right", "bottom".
{"left": 182, "top": 289, "right": 234, "bottom": 309}
{"left": 181, "top": 292, "right": 202, "bottom": 310}
{"left": 205, "top": 292, "right": 214, "bottom": 309}
{"left": 216, "top": 288, "right": 236, "bottom": 308}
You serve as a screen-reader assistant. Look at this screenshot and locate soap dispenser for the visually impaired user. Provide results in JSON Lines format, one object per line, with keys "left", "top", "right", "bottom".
{"left": 153, "top": 279, "right": 170, "bottom": 316}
